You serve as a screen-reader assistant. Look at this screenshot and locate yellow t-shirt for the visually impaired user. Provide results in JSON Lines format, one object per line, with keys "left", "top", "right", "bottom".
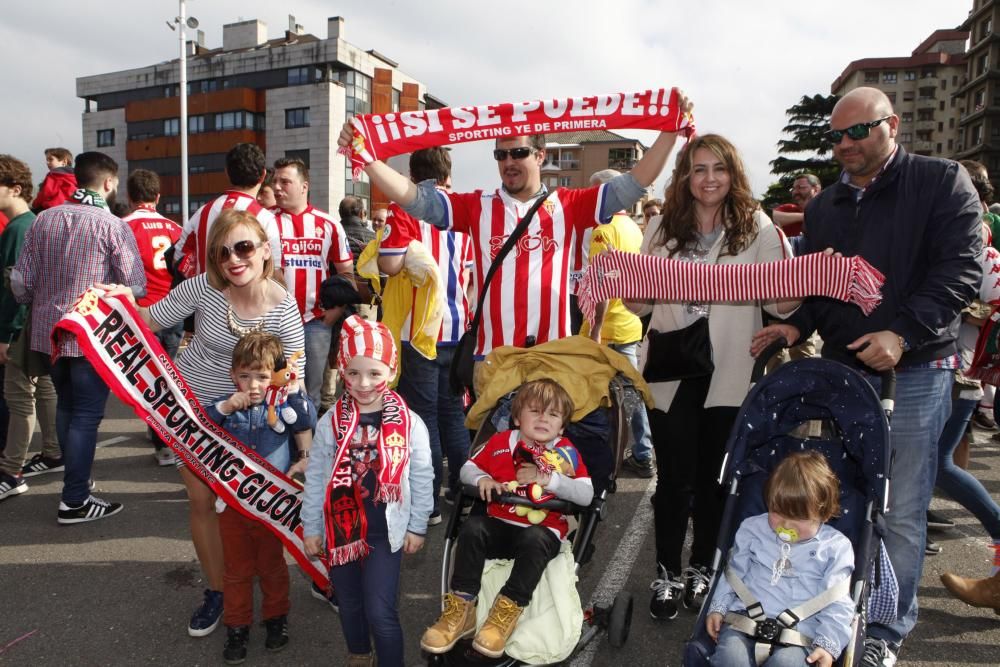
{"left": 578, "top": 214, "right": 643, "bottom": 344}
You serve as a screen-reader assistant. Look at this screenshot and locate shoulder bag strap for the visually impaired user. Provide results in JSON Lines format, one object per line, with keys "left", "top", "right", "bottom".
{"left": 466, "top": 191, "right": 553, "bottom": 338}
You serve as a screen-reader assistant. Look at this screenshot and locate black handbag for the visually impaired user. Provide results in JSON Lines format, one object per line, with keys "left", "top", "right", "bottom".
{"left": 449, "top": 192, "right": 554, "bottom": 396}
{"left": 642, "top": 316, "right": 714, "bottom": 383}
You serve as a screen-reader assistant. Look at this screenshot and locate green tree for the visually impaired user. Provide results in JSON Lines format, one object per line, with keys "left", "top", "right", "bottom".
{"left": 761, "top": 94, "right": 841, "bottom": 211}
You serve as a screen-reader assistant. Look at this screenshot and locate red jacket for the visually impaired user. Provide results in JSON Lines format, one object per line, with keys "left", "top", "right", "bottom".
{"left": 32, "top": 168, "right": 77, "bottom": 212}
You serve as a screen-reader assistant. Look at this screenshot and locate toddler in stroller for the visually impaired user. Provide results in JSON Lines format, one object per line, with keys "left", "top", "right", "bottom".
{"left": 705, "top": 451, "right": 854, "bottom": 667}
{"left": 684, "top": 354, "right": 899, "bottom": 667}
{"left": 420, "top": 379, "right": 594, "bottom": 659}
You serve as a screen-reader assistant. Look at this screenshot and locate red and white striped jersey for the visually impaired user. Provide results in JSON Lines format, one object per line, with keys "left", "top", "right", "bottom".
{"left": 176, "top": 190, "right": 282, "bottom": 277}
{"left": 436, "top": 185, "right": 607, "bottom": 357}
{"left": 380, "top": 203, "right": 474, "bottom": 344}
{"left": 121, "top": 204, "right": 181, "bottom": 307}
{"left": 274, "top": 205, "right": 353, "bottom": 322}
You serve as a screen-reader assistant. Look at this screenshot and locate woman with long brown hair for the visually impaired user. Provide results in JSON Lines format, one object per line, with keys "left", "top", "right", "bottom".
{"left": 101, "top": 209, "right": 307, "bottom": 638}
{"left": 629, "top": 134, "right": 794, "bottom": 621}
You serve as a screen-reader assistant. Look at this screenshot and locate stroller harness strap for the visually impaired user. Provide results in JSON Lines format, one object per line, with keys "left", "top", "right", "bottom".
{"left": 723, "top": 566, "right": 850, "bottom": 665}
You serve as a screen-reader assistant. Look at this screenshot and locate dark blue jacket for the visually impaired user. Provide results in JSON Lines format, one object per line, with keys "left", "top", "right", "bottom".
{"left": 205, "top": 390, "right": 317, "bottom": 470}
{"left": 786, "top": 147, "right": 982, "bottom": 368}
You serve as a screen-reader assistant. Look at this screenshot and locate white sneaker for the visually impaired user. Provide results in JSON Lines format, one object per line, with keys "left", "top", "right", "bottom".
{"left": 153, "top": 448, "right": 176, "bottom": 467}
{"left": 57, "top": 495, "right": 123, "bottom": 525}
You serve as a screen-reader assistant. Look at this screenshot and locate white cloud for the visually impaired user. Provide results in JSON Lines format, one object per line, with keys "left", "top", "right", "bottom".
{"left": 0, "top": 1, "right": 971, "bottom": 199}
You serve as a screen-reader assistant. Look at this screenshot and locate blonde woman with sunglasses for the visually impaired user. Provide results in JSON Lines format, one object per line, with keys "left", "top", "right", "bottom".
{"left": 100, "top": 208, "right": 307, "bottom": 638}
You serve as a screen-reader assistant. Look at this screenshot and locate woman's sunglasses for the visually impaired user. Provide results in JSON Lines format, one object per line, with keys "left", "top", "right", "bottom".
{"left": 216, "top": 240, "right": 263, "bottom": 262}
{"left": 823, "top": 117, "right": 891, "bottom": 144}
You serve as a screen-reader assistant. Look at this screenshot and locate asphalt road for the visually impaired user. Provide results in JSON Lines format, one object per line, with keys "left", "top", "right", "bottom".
{"left": 2, "top": 396, "right": 999, "bottom": 666}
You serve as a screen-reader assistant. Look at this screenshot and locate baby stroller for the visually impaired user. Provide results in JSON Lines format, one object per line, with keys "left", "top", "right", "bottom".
{"left": 683, "top": 342, "right": 897, "bottom": 667}
{"left": 427, "top": 337, "right": 647, "bottom": 666}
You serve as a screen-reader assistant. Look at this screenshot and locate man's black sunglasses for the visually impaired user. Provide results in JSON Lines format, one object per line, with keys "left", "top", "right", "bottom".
{"left": 823, "top": 117, "right": 892, "bottom": 144}
{"left": 493, "top": 147, "right": 535, "bottom": 161}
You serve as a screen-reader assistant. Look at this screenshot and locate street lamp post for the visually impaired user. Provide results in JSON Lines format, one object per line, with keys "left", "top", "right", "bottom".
{"left": 169, "top": 1, "right": 198, "bottom": 220}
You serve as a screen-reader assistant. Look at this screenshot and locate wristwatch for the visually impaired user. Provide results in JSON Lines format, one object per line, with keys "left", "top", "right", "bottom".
{"left": 897, "top": 334, "right": 911, "bottom": 352}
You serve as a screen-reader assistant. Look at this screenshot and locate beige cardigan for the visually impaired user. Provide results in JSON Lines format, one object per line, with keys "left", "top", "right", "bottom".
{"left": 635, "top": 210, "right": 792, "bottom": 411}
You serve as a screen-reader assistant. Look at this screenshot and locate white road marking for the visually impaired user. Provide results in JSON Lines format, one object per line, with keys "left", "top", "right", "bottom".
{"left": 96, "top": 436, "right": 130, "bottom": 448}
{"left": 571, "top": 476, "right": 657, "bottom": 667}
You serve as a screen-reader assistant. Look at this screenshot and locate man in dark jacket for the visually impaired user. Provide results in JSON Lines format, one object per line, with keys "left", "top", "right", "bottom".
{"left": 753, "top": 87, "right": 982, "bottom": 667}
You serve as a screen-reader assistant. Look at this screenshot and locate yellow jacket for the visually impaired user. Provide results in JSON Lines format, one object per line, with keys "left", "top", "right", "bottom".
{"left": 357, "top": 235, "right": 443, "bottom": 385}
{"left": 579, "top": 214, "right": 643, "bottom": 345}
{"left": 467, "top": 335, "right": 653, "bottom": 429}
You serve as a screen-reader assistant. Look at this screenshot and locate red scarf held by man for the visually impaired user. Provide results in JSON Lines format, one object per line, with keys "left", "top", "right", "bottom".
{"left": 339, "top": 88, "right": 695, "bottom": 178}
{"left": 322, "top": 391, "right": 411, "bottom": 566}
{"left": 576, "top": 250, "right": 886, "bottom": 326}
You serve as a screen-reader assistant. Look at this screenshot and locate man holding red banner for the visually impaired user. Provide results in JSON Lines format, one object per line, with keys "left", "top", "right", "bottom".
{"left": 337, "top": 92, "right": 692, "bottom": 373}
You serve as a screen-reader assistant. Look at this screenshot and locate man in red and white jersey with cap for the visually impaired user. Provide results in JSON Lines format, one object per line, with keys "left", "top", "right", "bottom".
{"left": 271, "top": 157, "right": 355, "bottom": 408}
{"left": 174, "top": 142, "right": 282, "bottom": 278}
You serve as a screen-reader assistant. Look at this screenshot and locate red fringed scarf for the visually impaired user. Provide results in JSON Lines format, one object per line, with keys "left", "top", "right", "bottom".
{"left": 322, "top": 391, "right": 411, "bottom": 566}
{"left": 577, "top": 250, "right": 886, "bottom": 325}
{"left": 339, "top": 88, "right": 694, "bottom": 179}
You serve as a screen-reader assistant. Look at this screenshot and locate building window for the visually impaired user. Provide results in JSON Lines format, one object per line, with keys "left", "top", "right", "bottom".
{"left": 288, "top": 66, "right": 312, "bottom": 86}
{"left": 215, "top": 111, "right": 247, "bottom": 131}
{"left": 936, "top": 143, "right": 942, "bottom": 153}
{"left": 392, "top": 88, "right": 400, "bottom": 113}
{"left": 922, "top": 68, "right": 936, "bottom": 79}
{"left": 285, "top": 149, "right": 310, "bottom": 167}
{"left": 189, "top": 115, "right": 206, "bottom": 134}
{"left": 163, "top": 201, "right": 181, "bottom": 215}
{"left": 973, "top": 124, "right": 984, "bottom": 145}
{"left": 864, "top": 72, "right": 879, "bottom": 83}
{"left": 886, "top": 92, "right": 896, "bottom": 104}
{"left": 901, "top": 112, "right": 913, "bottom": 123}
{"left": 899, "top": 133, "right": 912, "bottom": 143}
{"left": 948, "top": 138, "right": 954, "bottom": 151}
{"left": 164, "top": 118, "right": 180, "bottom": 136}
{"left": 979, "top": 54, "right": 990, "bottom": 76}
{"left": 559, "top": 177, "right": 572, "bottom": 187}
{"left": 96, "top": 129, "right": 115, "bottom": 147}
{"left": 883, "top": 72, "right": 897, "bottom": 84}
{"left": 903, "top": 91, "right": 915, "bottom": 102}
{"left": 339, "top": 70, "right": 372, "bottom": 115}
{"left": 904, "top": 71, "right": 917, "bottom": 81}
{"left": 950, "top": 117, "right": 955, "bottom": 129}
{"left": 285, "top": 107, "right": 310, "bottom": 129}
{"left": 608, "top": 147, "right": 638, "bottom": 171}
{"left": 982, "top": 17, "right": 993, "bottom": 41}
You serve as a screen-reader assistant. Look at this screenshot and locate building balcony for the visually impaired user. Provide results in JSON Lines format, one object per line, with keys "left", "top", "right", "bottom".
{"left": 915, "top": 120, "right": 937, "bottom": 131}
{"left": 913, "top": 140, "right": 935, "bottom": 152}
{"left": 541, "top": 159, "right": 580, "bottom": 171}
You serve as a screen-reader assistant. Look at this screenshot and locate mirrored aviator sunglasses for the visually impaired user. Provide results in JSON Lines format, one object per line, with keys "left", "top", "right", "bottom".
{"left": 217, "top": 239, "right": 263, "bottom": 262}
{"left": 823, "top": 116, "right": 891, "bottom": 144}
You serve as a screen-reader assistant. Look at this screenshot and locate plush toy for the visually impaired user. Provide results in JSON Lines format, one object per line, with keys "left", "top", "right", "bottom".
{"left": 265, "top": 350, "right": 304, "bottom": 433}
{"left": 507, "top": 442, "right": 580, "bottom": 525}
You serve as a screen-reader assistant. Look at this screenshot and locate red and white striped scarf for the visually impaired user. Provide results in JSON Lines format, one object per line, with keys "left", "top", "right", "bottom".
{"left": 576, "top": 250, "right": 885, "bottom": 325}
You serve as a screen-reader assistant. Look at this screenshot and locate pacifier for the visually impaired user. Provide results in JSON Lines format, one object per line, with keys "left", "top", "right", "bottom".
{"left": 775, "top": 526, "right": 799, "bottom": 543}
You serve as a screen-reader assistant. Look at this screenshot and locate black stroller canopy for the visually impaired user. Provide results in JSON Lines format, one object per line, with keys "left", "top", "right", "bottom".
{"left": 725, "top": 358, "right": 890, "bottom": 511}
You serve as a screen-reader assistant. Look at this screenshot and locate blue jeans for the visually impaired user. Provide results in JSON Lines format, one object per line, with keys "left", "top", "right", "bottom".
{"left": 936, "top": 396, "right": 1000, "bottom": 539}
{"left": 865, "top": 367, "right": 952, "bottom": 646}
{"left": 304, "top": 318, "right": 333, "bottom": 410}
{"left": 155, "top": 322, "right": 183, "bottom": 358}
{"left": 50, "top": 356, "right": 110, "bottom": 504}
{"left": 610, "top": 341, "right": 653, "bottom": 462}
{"left": 396, "top": 343, "right": 471, "bottom": 507}
{"left": 709, "top": 626, "right": 810, "bottom": 667}
{"left": 328, "top": 528, "right": 404, "bottom": 665}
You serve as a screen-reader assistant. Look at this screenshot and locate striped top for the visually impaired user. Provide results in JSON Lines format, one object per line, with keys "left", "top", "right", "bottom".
{"left": 273, "top": 205, "right": 353, "bottom": 322}
{"left": 380, "top": 202, "right": 474, "bottom": 344}
{"left": 147, "top": 274, "right": 305, "bottom": 405}
{"left": 176, "top": 191, "right": 283, "bottom": 277}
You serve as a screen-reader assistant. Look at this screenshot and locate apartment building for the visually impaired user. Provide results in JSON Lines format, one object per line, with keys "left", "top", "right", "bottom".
{"left": 831, "top": 30, "right": 969, "bottom": 159}
{"left": 77, "top": 16, "right": 443, "bottom": 219}
{"left": 955, "top": 0, "right": 1000, "bottom": 178}
{"left": 541, "top": 130, "right": 647, "bottom": 215}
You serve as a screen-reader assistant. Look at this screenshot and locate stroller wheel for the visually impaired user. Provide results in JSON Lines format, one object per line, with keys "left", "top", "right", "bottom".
{"left": 607, "top": 592, "right": 633, "bottom": 648}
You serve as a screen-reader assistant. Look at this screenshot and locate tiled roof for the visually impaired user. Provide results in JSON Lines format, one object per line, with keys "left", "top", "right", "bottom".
{"left": 544, "top": 130, "right": 642, "bottom": 145}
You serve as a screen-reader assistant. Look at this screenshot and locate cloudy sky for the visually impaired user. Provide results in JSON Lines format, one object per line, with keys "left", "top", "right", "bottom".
{"left": 1, "top": 1, "right": 972, "bottom": 199}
